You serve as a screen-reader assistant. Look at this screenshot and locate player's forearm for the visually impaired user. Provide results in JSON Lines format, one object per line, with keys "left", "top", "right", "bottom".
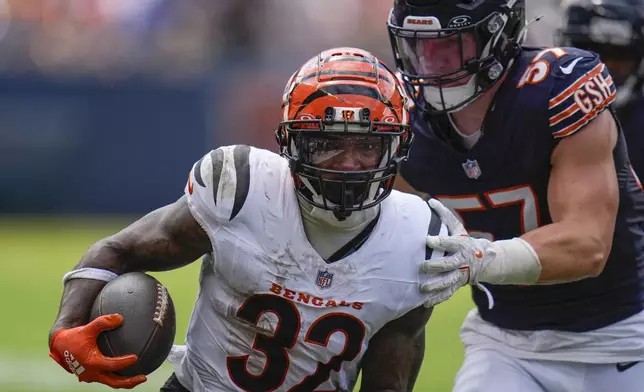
{"left": 75, "top": 200, "right": 209, "bottom": 274}
{"left": 359, "top": 343, "right": 412, "bottom": 391}
{"left": 50, "top": 236, "right": 188, "bottom": 331}
{"left": 49, "top": 239, "right": 136, "bottom": 343}
{"left": 521, "top": 220, "right": 610, "bottom": 283}
{"left": 406, "top": 330, "right": 425, "bottom": 392}
{"left": 79, "top": 232, "right": 194, "bottom": 274}
{"left": 358, "top": 374, "right": 409, "bottom": 391}
{"left": 359, "top": 308, "right": 431, "bottom": 391}
{"left": 50, "top": 199, "right": 210, "bottom": 344}
{"left": 359, "top": 333, "right": 425, "bottom": 392}
{"left": 49, "top": 278, "right": 106, "bottom": 344}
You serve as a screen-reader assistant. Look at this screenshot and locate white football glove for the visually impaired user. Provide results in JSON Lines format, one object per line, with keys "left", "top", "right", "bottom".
{"left": 418, "top": 198, "right": 471, "bottom": 308}
{"left": 421, "top": 198, "right": 495, "bottom": 308}
{"left": 418, "top": 268, "right": 467, "bottom": 308}
{"left": 424, "top": 199, "right": 494, "bottom": 284}
{"left": 424, "top": 237, "right": 496, "bottom": 309}
{"left": 422, "top": 198, "right": 542, "bottom": 309}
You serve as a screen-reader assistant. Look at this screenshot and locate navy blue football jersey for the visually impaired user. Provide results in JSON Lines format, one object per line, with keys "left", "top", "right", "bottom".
{"left": 401, "top": 46, "right": 644, "bottom": 332}
{"left": 616, "top": 92, "right": 644, "bottom": 180}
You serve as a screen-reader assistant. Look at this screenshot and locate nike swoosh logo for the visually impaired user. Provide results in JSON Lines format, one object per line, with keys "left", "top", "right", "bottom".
{"left": 616, "top": 361, "right": 640, "bottom": 372}
{"left": 559, "top": 57, "right": 583, "bottom": 75}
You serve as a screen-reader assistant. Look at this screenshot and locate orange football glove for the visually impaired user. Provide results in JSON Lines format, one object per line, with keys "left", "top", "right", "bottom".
{"left": 49, "top": 314, "right": 147, "bottom": 389}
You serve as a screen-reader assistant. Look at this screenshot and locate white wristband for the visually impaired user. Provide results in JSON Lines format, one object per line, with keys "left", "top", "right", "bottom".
{"left": 62, "top": 268, "right": 119, "bottom": 286}
{"left": 479, "top": 238, "right": 542, "bottom": 285}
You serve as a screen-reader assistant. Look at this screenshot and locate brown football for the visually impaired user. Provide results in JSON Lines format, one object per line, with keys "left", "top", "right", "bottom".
{"left": 90, "top": 272, "right": 176, "bottom": 376}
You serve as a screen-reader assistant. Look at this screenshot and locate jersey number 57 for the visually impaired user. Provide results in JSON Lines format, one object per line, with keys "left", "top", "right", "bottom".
{"left": 436, "top": 184, "right": 541, "bottom": 241}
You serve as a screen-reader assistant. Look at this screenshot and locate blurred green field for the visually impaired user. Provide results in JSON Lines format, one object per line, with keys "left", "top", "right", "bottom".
{"left": 0, "top": 217, "right": 474, "bottom": 392}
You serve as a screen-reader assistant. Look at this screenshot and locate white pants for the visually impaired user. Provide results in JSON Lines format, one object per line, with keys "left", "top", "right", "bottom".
{"left": 452, "top": 309, "right": 644, "bottom": 392}
{"left": 453, "top": 346, "right": 644, "bottom": 392}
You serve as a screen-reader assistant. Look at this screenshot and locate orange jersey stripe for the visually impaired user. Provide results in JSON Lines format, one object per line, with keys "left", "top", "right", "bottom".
{"left": 552, "top": 91, "right": 616, "bottom": 138}
{"left": 549, "top": 102, "right": 580, "bottom": 126}
{"left": 549, "top": 63, "right": 604, "bottom": 109}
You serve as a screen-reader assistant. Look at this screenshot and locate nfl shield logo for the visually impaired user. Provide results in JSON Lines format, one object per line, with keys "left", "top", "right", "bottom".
{"left": 462, "top": 159, "right": 482, "bottom": 179}
{"left": 316, "top": 270, "right": 334, "bottom": 289}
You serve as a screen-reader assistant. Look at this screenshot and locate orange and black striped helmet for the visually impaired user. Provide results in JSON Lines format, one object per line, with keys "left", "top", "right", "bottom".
{"left": 276, "top": 47, "right": 414, "bottom": 218}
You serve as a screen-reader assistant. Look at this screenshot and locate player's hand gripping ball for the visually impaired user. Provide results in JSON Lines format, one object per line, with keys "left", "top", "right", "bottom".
{"left": 49, "top": 272, "right": 176, "bottom": 389}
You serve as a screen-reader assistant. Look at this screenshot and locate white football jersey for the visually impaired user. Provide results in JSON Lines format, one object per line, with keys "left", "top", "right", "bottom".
{"left": 171, "top": 145, "right": 441, "bottom": 392}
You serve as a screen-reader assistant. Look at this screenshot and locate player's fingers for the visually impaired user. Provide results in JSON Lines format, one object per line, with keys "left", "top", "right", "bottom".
{"left": 428, "top": 198, "right": 467, "bottom": 235}
{"left": 422, "top": 289, "right": 451, "bottom": 308}
{"left": 420, "top": 270, "right": 461, "bottom": 293}
{"left": 96, "top": 373, "right": 147, "bottom": 389}
{"left": 421, "top": 255, "right": 461, "bottom": 273}
{"left": 85, "top": 314, "right": 124, "bottom": 335}
{"left": 49, "top": 352, "right": 69, "bottom": 372}
{"left": 423, "top": 284, "right": 463, "bottom": 308}
{"left": 89, "top": 353, "right": 139, "bottom": 372}
{"left": 434, "top": 287, "right": 459, "bottom": 305}
{"left": 426, "top": 235, "right": 462, "bottom": 252}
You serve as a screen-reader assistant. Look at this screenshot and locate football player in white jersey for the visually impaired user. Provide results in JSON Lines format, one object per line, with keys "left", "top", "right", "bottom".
{"left": 47, "top": 47, "right": 458, "bottom": 391}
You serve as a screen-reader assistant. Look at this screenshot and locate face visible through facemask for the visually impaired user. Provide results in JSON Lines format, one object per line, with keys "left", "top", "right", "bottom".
{"left": 310, "top": 134, "right": 383, "bottom": 171}
{"left": 301, "top": 134, "right": 386, "bottom": 206}
{"left": 407, "top": 32, "right": 478, "bottom": 88}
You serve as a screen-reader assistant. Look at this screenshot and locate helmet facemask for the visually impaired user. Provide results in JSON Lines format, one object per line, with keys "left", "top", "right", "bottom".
{"left": 388, "top": 3, "right": 525, "bottom": 113}
{"left": 277, "top": 111, "right": 412, "bottom": 219}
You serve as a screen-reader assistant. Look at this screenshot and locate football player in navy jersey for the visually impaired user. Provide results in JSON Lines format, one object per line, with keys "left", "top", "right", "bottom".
{"left": 387, "top": 0, "right": 644, "bottom": 391}
{"left": 558, "top": 0, "right": 644, "bottom": 178}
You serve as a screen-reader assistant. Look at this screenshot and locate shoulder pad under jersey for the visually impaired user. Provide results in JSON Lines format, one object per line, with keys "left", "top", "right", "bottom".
{"left": 517, "top": 47, "right": 616, "bottom": 139}
{"left": 185, "top": 145, "right": 252, "bottom": 224}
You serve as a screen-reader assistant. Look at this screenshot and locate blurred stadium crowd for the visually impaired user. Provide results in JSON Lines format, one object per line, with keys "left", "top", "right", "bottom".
{"left": 0, "top": 0, "right": 567, "bottom": 214}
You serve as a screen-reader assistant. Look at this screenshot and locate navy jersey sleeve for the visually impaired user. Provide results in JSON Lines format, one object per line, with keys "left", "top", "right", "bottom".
{"left": 548, "top": 49, "right": 617, "bottom": 139}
